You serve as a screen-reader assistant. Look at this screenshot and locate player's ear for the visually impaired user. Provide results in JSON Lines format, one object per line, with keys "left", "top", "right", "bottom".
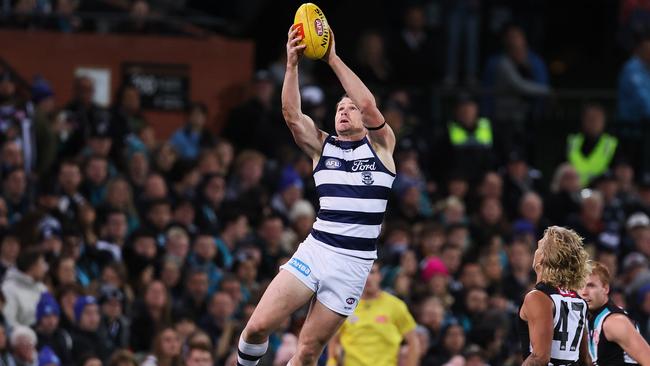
{"left": 604, "top": 283, "right": 610, "bottom": 296}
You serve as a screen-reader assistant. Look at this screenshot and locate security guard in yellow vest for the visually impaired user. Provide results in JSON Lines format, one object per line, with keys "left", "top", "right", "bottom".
{"left": 433, "top": 95, "right": 495, "bottom": 183}
{"left": 567, "top": 104, "right": 619, "bottom": 186}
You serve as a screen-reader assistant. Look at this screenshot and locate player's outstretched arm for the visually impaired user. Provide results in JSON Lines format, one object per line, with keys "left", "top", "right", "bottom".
{"left": 325, "top": 31, "right": 395, "bottom": 151}
{"left": 282, "top": 26, "right": 326, "bottom": 159}
{"left": 521, "top": 290, "right": 553, "bottom": 366}
{"left": 604, "top": 314, "right": 650, "bottom": 365}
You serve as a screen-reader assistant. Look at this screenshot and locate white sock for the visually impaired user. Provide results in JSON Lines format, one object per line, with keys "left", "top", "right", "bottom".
{"left": 237, "top": 338, "right": 269, "bottom": 366}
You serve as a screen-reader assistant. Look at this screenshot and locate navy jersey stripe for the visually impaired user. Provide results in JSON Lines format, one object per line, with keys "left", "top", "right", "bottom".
{"left": 317, "top": 209, "right": 385, "bottom": 226}
{"left": 310, "top": 228, "right": 377, "bottom": 251}
{"left": 316, "top": 184, "right": 392, "bottom": 200}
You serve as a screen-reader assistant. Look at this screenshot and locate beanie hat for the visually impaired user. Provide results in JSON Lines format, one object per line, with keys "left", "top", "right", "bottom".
{"left": 36, "top": 292, "right": 60, "bottom": 323}
{"left": 73, "top": 296, "right": 97, "bottom": 322}
{"left": 38, "top": 346, "right": 60, "bottom": 366}
{"left": 31, "top": 76, "right": 54, "bottom": 104}
{"left": 421, "top": 257, "right": 449, "bottom": 282}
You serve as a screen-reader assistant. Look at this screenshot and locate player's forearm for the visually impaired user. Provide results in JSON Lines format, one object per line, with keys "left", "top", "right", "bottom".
{"left": 282, "top": 65, "right": 302, "bottom": 123}
{"left": 328, "top": 55, "right": 376, "bottom": 112}
{"left": 522, "top": 353, "right": 550, "bottom": 366}
{"left": 404, "top": 346, "right": 420, "bottom": 366}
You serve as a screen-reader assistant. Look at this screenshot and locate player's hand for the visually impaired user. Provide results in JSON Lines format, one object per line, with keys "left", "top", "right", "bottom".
{"left": 287, "top": 25, "right": 306, "bottom": 68}
{"left": 324, "top": 28, "right": 337, "bottom": 64}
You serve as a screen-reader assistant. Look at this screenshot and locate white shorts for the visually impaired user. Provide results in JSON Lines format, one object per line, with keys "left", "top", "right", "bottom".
{"left": 280, "top": 239, "right": 373, "bottom": 316}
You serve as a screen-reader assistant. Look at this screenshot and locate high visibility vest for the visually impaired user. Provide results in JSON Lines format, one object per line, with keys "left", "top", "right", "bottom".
{"left": 448, "top": 118, "right": 493, "bottom": 147}
{"left": 567, "top": 133, "right": 618, "bottom": 186}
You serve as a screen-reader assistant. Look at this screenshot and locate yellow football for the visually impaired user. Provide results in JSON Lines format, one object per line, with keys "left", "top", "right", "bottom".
{"left": 293, "top": 3, "right": 331, "bottom": 60}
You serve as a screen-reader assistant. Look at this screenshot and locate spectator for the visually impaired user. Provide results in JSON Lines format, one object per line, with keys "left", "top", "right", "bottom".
{"left": 354, "top": 30, "right": 392, "bottom": 87}
{"left": 10, "top": 325, "right": 38, "bottom": 366}
{"left": 270, "top": 166, "right": 304, "bottom": 224}
{"left": 70, "top": 296, "right": 110, "bottom": 363}
{"left": 173, "top": 269, "right": 209, "bottom": 322}
{"left": 2, "top": 167, "right": 29, "bottom": 225}
{"left": 425, "top": 323, "right": 466, "bottom": 366}
{"left": 182, "top": 343, "right": 212, "bottom": 366}
{"left": 0, "top": 230, "right": 20, "bottom": 278}
{"left": 567, "top": 103, "right": 620, "bottom": 186}
{"left": 130, "top": 281, "right": 171, "bottom": 353}
{"left": 37, "top": 346, "right": 60, "bottom": 366}
{"left": 56, "top": 160, "right": 86, "bottom": 223}
{"left": 256, "top": 215, "right": 289, "bottom": 280}
{"left": 389, "top": 5, "right": 440, "bottom": 86}
{"left": 618, "top": 33, "right": 650, "bottom": 122}
{"left": 97, "top": 285, "right": 129, "bottom": 355}
{"left": 169, "top": 102, "right": 216, "bottom": 161}
{"left": 223, "top": 72, "right": 289, "bottom": 160}
{"left": 187, "top": 233, "right": 222, "bottom": 295}
{"left": 141, "top": 327, "right": 181, "bottom": 366}
{"left": 33, "top": 293, "right": 73, "bottom": 366}
{"left": 31, "top": 76, "right": 58, "bottom": 178}
{"left": 501, "top": 150, "right": 544, "bottom": 220}
{"left": 110, "top": 84, "right": 146, "bottom": 163}
{"left": 483, "top": 25, "right": 550, "bottom": 125}
{"left": 198, "top": 292, "right": 236, "bottom": 361}
{"left": 106, "top": 350, "right": 137, "bottom": 366}
{"left": 503, "top": 237, "right": 535, "bottom": 304}
{"left": 214, "top": 210, "right": 249, "bottom": 271}
{"left": 545, "top": 163, "right": 582, "bottom": 225}
{"left": 2, "top": 248, "right": 48, "bottom": 327}
{"left": 513, "top": 191, "right": 549, "bottom": 239}
{"left": 443, "top": 0, "right": 481, "bottom": 86}
{"left": 96, "top": 209, "right": 129, "bottom": 262}
{"left": 566, "top": 190, "right": 606, "bottom": 247}
{"left": 80, "top": 155, "right": 109, "bottom": 206}
{"left": 195, "top": 173, "right": 226, "bottom": 235}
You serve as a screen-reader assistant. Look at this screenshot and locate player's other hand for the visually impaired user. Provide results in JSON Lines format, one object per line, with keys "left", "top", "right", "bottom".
{"left": 324, "top": 28, "right": 337, "bottom": 65}
{"left": 287, "top": 25, "right": 306, "bottom": 68}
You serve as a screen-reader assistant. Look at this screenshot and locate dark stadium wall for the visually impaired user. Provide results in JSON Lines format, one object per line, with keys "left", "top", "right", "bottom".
{"left": 0, "top": 30, "right": 254, "bottom": 138}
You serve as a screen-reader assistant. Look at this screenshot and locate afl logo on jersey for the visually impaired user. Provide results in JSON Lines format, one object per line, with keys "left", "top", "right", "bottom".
{"left": 324, "top": 158, "right": 341, "bottom": 169}
{"left": 361, "top": 172, "right": 374, "bottom": 185}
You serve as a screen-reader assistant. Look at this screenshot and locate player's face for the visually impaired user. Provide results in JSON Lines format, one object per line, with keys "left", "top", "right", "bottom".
{"left": 335, "top": 97, "right": 364, "bottom": 136}
{"left": 580, "top": 274, "right": 609, "bottom": 309}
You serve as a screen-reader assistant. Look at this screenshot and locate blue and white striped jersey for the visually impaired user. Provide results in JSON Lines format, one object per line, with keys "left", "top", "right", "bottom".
{"left": 307, "top": 135, "right": 395, "bottom": 259}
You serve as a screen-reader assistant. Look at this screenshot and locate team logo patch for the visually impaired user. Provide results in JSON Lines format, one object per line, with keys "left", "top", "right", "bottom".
{"left": 324, "top": 158, "right": 341, "bottom": 169}
{"left": 361, "top": 172, "right": 374, "bottom": 185}
{"left": 346, "top": 297, "right": 356, "bottom": 305}
{"left": 314, "top": 19, "right": 324, "bottom": 36}
{"left": 288, "top": 258, "right": 311, "bottom": 276}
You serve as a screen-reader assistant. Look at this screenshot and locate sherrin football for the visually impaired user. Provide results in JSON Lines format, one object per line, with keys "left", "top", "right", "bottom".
{"left": 293, "top": 3, "right": 331, "bottom": 60}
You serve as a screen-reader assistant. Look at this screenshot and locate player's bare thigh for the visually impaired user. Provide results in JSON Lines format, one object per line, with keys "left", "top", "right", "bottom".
{"left": 243, "top": 269, "right": 315, "bottom": 343}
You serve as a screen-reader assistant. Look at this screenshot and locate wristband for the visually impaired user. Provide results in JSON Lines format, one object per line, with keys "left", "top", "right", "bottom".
{"left": 365, "top": 122, "right": 386, "bottom": 131}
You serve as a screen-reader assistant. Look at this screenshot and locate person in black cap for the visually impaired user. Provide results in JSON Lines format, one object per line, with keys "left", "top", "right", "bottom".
{"left": 97, "top": 285, "right": 130, "bottom": 357}
{"left": 592, "top": 170, "right": 626, "bottom": 234}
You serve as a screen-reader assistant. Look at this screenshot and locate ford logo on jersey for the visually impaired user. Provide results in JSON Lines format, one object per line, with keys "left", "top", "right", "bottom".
{"left": 351, "top": 159, "right": 376, "bottom": 172}
{"left": 324, "top": 158, "right": 341, "bottom": 169}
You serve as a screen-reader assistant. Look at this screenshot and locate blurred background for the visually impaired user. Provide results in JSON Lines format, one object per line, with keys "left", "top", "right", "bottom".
{"left": 1, "top": 0, "right": 650, "bottom": 365}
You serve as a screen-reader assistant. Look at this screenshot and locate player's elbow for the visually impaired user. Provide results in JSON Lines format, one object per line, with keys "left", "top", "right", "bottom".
{"left": 358, "top": 98, "right": 376, "bottom": 113}
{"left": 282, "top": 106, "right": 301, "bottom": 124}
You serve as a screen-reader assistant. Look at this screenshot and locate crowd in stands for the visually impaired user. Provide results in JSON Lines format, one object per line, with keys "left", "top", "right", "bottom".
{"left": 1, "top": 1, "right": 650, "bottom": 366}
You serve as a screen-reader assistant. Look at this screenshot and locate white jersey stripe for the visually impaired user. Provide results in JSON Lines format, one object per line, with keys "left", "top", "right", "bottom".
{"left": 312, "top": 218, "right": 382, "bottom": 239}
{"left": 313, "top": 170, "right": 394, "bottom": 188}
{"left": 322, "top": 142, "right": 374, "bottom": 160}
{"left": 319, "top": 196, "right": 388, "bottom": 213}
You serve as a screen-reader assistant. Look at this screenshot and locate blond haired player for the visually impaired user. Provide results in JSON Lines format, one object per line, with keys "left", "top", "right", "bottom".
{"left": 580, "top": 262, "right": 650, "bottom": 365}
{"left": 519, "top": 226, "right": 592, "bottom": 366}
{"left": 236, "top": 25, "right": 396, "bottom": 366}
{"left": 328, "top": 262, "right": 420, "bottom": 366}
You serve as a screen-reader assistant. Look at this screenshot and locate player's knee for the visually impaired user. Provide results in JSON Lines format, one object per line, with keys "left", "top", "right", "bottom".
{"left": 295, "top": 337, "right": 326, "bottom": 364}
{"left": 243, "top": 318, "right": 272, "bottom": 342}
